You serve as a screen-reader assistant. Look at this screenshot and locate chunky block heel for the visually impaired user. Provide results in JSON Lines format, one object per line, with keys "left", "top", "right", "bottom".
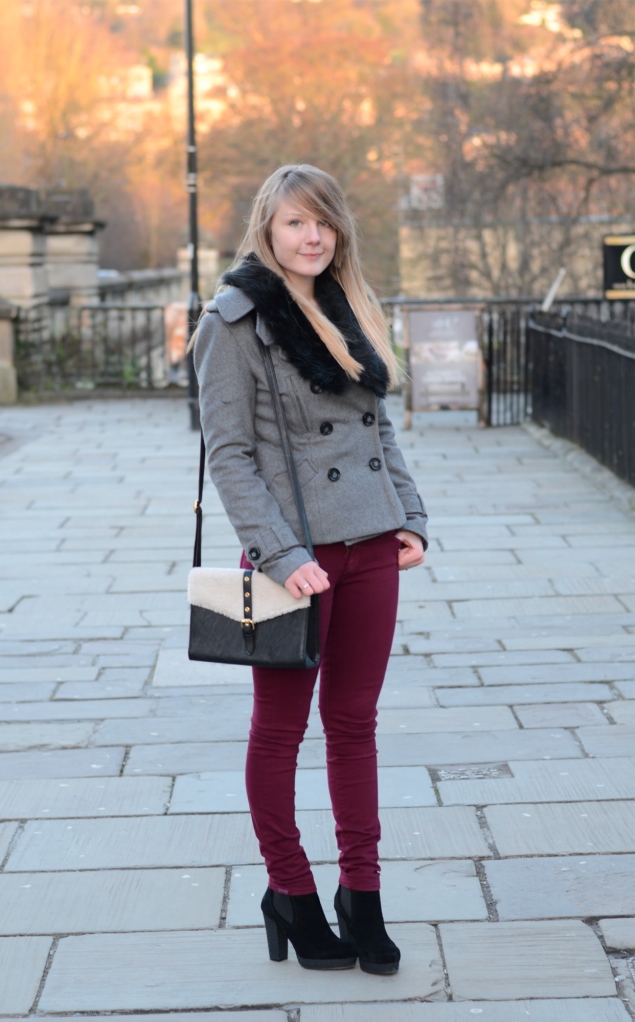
{"left": 335, "top": 909, "right": 351, "bottom": 941}
{"left": 261, "top": 888, "right": 357, "bottom": 970}
{"left": 334, "top": 885, "right": 400, "bottom": 975}
{"left": 263, "top": 911, "right": 288, "bottom": 961}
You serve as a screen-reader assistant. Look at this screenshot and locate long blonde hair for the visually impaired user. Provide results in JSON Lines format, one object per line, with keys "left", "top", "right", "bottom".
{"left": 216, "top": 165, "right": 399, "bottom": 388}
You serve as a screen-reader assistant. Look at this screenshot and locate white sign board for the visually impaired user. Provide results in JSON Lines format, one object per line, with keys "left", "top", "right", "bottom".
{"left": 406, "top": 308, "right": 482, "bottom": 410}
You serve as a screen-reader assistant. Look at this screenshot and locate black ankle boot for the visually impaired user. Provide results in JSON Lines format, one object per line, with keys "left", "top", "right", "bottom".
{"left": 334, "top": 885, "right": 400, "bottom": 975}
{"left": 261, "top": 888, "right": 357, "bottom": 970}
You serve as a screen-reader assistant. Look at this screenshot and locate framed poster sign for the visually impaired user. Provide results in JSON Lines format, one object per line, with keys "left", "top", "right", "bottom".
{"left": 400, "top": 305, "right": 483, "bottom": 424}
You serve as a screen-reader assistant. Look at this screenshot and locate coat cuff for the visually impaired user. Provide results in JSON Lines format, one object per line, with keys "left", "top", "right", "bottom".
{"left": 403, "top": 514, "right": 429, "bottom": 551}
{"left": 259, "top": 545, "right": 314, "bottom": 587}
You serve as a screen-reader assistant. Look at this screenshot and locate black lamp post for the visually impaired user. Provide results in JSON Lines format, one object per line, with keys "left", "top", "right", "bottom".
{"left": 185, "top": 0, "right": 201, "bottom": 430}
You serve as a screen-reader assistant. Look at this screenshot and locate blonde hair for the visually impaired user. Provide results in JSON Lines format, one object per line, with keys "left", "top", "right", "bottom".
{"left": 208, "top": 164, "right": 399, "bottom": 387}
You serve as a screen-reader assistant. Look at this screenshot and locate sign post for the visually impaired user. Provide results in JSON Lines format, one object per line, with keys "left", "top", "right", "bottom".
{"left": 184, "top": 0, "right": 201, "bottom": 430}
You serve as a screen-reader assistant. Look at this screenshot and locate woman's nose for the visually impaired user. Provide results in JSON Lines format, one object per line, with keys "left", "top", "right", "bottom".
{"left": 304, "top": 222, "right": 321, "bottom": 243}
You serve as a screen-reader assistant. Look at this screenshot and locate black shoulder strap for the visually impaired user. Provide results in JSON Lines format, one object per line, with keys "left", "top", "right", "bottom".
{"left": 192, "top": 340, "right": 315, "bottom": 568}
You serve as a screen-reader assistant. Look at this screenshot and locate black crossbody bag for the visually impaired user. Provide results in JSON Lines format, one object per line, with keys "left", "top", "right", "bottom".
{"left": 188, "top": 341, "right": 320, "bottom": 669}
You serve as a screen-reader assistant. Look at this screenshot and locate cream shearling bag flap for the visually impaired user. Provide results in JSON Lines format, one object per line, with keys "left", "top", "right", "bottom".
{"left": 188, "top": 567, "right": 310, "bottom": 624}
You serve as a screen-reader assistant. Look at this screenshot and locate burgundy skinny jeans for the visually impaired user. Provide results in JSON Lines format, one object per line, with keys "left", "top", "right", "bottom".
{"left": 240, "top": 531, "right": 400, "bottom": 896}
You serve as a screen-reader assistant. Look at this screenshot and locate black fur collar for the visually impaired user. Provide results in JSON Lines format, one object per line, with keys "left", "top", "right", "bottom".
{"left": 222, "top": 255, "right": 388, "bottom": 398}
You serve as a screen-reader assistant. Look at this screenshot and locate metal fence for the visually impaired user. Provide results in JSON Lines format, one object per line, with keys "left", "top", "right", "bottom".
{"left": 14, "top": 303, "right": 170, "bottom": 393}
{"left": 527, "top": 311, "right": 635, "bottom": 486}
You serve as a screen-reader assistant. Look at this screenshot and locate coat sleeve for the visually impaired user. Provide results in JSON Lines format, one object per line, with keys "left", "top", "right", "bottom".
{"left": 377, "top": 398, "right": 429, "bottom": 550}
{"left": 193, "top": 311, "right": 313, "bottom": 585}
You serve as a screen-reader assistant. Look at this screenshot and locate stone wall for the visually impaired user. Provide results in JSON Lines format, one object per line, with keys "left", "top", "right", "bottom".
{"left": 399, "top": 213, "right": 635, "bottom": 300}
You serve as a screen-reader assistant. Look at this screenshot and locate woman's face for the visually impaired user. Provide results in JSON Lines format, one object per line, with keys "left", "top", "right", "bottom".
{"left": 270, "top": 199, "right": 337, "bottom": 295}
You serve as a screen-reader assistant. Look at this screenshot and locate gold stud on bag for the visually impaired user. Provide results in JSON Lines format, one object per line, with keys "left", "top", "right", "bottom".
{"left": 187, "top": 342, "right": 320, "bottom": 669}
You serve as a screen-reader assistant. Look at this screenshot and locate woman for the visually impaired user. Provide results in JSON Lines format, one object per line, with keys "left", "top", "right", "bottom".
{"left": 193, "top": 165, "right": 427, "bottom": 974}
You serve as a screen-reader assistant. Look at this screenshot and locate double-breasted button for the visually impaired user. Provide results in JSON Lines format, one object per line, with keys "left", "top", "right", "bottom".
{"left": 310, "top": 382, "right": 322, "bottom": 394}
{"left": 327, "top": 467, "right": 341, "bottom": 482}
{"left": 248, "top": 546, "right": 261, "bottom": 561}
{"left": 320, "top": 421, "right": 333, "bottom": 436}
{"left": 369, "top": 458, "right": 382, "bottom": 471}
{"left": 362, "top": 412, "right": 375, "bottom": 426}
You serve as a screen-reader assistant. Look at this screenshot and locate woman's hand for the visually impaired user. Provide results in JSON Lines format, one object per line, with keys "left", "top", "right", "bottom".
{"left": 396, "top": 529, "right": 425, "bottom": 571}
{"left": 284, "top": 561, "right": 330, "bottom": 599}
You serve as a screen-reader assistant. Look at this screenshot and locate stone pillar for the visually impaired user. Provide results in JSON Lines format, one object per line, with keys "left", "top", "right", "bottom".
{"left": 0, "top": 186, "right": 52, "bottom": 310}
{"left": 0, "top": 300, "right": 18, "bottom": 404}
{"left": 178, "top": 245, "right": 219, "bottom": 303}
{"left": 42, "top": 190, "right": 104, "bottom": 304}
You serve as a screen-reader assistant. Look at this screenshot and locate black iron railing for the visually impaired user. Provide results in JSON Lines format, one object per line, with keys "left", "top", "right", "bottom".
{"left": 15, "top": 303, "right": 169, "bottom": 393}
{"left": 527, "top": 311, "right": 635, "bottom": 486}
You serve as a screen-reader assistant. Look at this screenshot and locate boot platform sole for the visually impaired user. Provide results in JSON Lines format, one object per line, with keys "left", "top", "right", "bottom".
{"left": 359, "top": 958, "right": 400, "bottom": 975}
{"left": 296, "top": 955, "right": 357, "bottom": 970}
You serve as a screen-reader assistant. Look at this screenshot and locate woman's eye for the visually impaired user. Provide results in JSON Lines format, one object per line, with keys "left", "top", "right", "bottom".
{"left": 319, "top": 220, "right": 332, "bottom": 228}
{"left": 289, "top": 220, "right": 301, "bottom": 226}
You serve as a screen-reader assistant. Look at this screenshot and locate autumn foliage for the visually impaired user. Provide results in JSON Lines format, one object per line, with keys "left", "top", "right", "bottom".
{"left": 1, "top": 0, "right": 634, "bottom": 294}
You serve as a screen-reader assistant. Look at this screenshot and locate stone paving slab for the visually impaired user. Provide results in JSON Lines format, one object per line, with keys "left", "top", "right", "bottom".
{"left": 452, "top": 595, "right": 625, "bottom": 618}
{"left": 502, "top": 632, "right": 635, "bottom": 651}
{"left": 401, "top": 578, "right": 557, "bottom": 602}
{"left": 1, "top": 1015, "right": 287, "bottom": 1022}
{"left": 0, "top": 665, "right": 100, "bottom": 682}
{"left": 435, "top": 682, "right": 615, "bottom": 705}
{"left": 616, "top": 680, "right": 635, "bottom": 698}
{"left": 485, "top": 855, "right": 635, "bottom": 919}
{"left": 0, "top": 698, "right": 157, "bottom": 720}
{"left": 122, "top": 741, "right": 253, "bottom": 775}
{"left": 0, "top": 821, "right": 18, "bottom": 861}
{"left": 377, "top": 685, "right": 438, "bottom": 707}
{"left": 484, "top": 801, "right": 635, "bottom": 855}
{"left": 576, "top": 646, "right": 635, "bottom": 662}
{"left": 377, "top": 728, "right": 582, "bottom": 766}
{"left": 227, "top": 859, "right": 487, "bottom": 927}
{"left": 382, "top": 666, "right": 481, "bottom": 689}
{"left": 430, "top": 649, "right": 576, "bottom": 667}
{"left": 576, "top": 724, "right": 635, "bottom": 758}
{"left": 554, "top": 575, "right": 635, "bottom": 596}
{"left": 152, "top": 648, "right": 252, "bottom": 687}
{"left": 92, "top": 717, "right": 249, "bottom": 747}
{"left": 0, "top": 747, "right": 125, "bottom": 779}
{"left": 170, "top": 766, "right": 437, "bottom": 814}
{"left": 438, "top": 757, "right": 635, "bottom": 805}
{"left": 479, "top": 663, "right": 635, "bottom": 685}
{"left": 0, "top": 776, "right": 171, "bottom": 820}
{"left": 0, "top": 682, "right": 57, "bottom": 701}
{"left": 38, "top": 923, "right": 443, "bottom": 1011}
{"left": 0, "top": 868, "right": 225, "bottom": 935}
{"left": 0, "top": 721, "right": 95, "bottom": 750}
{"left": 599, "top": 918, "right": 635, "bottom": 951}
{"left": 609, "top": 701, "right": 635, "bottom": 724}
{"left": 5, "top": 813, "right": 258, "bottom": 871}
{"left": 375, "top": 706, "right": 518, "bottom": 732}
{"left": 513, "top": 702, "right": 607, "bottom": 728}
{"left": 152, "top": 693, "right": 259, "bottom": 719}
{"left": 439, "top": 920, "right": 616, "bottom": 999}
{"left": 0, "top": 935, "right": 52, "bottom": 1013}
{"left": 300, "top": 1000, "right": 633, "bottom": 1021}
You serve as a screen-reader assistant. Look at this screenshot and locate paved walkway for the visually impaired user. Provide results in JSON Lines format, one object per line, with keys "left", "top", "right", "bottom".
{"left": 0, "top": 395, "right": 634, "bottom": 1021}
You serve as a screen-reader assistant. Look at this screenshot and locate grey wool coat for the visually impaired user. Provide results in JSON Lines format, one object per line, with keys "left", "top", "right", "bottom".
{"left": 193, "top": 286, "right": 428, "bottom": 586}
